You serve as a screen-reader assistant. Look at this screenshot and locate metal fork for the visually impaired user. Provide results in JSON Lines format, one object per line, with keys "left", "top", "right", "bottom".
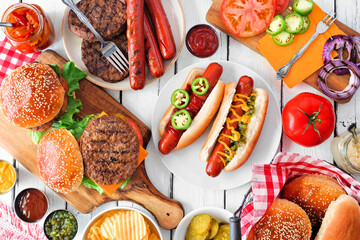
{"left": 276, "top": 11, "right": 337, "bottom": 80}
{"left": 62, "top": 0, "right": 129, "bottom": 74}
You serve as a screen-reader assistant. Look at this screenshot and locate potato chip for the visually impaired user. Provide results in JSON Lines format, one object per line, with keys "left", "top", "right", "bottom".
{"left": 87, "top": 210, "right": 155, "bottom": 240}
{"left": 149, "top": 233, "right": 160, "bottom": 240}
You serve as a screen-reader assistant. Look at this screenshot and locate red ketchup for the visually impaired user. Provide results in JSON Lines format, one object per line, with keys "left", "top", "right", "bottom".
{"left": 15, "top": 188, "right": 48, "bottom": 222}
{"left": 186, "top": 24, "right": 219, "bottom": 58}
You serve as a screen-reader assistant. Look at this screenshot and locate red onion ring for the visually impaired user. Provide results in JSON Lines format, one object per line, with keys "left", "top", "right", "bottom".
{"left": 322, "top": 35, "right": 357, "bottom": 75}
{"left": 318, "top": 60, "right": 360, "bottom": 99}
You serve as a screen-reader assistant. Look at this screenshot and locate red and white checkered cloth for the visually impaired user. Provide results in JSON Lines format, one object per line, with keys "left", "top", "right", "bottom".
{"left": 0, "top": 37, "right": 40, "bottom": 85}
{"left": 241, "top": 152, "right": 360, "bottom": 239}
{"left": 0, "top": 202, "right": 46, "bottom": 240}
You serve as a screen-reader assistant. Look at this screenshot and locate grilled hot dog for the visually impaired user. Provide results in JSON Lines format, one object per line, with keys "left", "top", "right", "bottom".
{"left": 200, "top": 76, "right": 268, "bottom": 177}
{"left": 127, "top": 0, "right": 146, "bottom": 90}
{"left": 145, "top": 0, "right": 176, "bottom": 60}
{"left": 158, "top": 63, "right": 225, "bottom": 155}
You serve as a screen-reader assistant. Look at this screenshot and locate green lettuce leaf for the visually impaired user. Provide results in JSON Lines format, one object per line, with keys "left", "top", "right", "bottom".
{"left": 29, "top": 130, "right": 46, "bottom": 145}
{"left": 119, "top": 177, "right": 131, "bottom": 189}
{"left": 53, "top": 62, "right": 86, "bottom": 94}
{"left": 81, "top": 175, "right": 104, "bottom": 195}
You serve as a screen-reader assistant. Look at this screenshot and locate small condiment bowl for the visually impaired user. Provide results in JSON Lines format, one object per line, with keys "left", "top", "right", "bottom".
{"left": 82, "top": 206, "right": 163, "bottom": 240}
{"left": 13, "top": 188, "right": 49, "bottom": 223}
{"left": 0, "top": 159, "right": 17, "bottom": 195}
{"left": 173, "top": 207, "right": 232, "bottom": 240}
{"left": 44, "top": 209, "right": 78, "bottom": 240}
{"left": 185, "top": 24, "right": 219, "bottom": 58}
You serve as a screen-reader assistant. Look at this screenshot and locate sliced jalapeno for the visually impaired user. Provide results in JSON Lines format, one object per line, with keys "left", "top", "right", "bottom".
{"left": 293, "top": 0, "right": 314, "bottom": 16}
{"left": 297, "top": 15, "right": 311, "bottom": 34}
{"left": 171, "top": 109, "right": 192, "bottom": 130}
{"left": 171, "top": 89, "right": 190, "bottom": 109}
{"left": 266, "top": 15, "right": 286, "bottom": 36}
{"left": 191, "top": 77, "right": 209, "bottom": 96}
{"left": 285, "top": 13, "right": 304, "bottom": 34}
{"left": 272, "top": 31, "right": 295, "bottom": 46}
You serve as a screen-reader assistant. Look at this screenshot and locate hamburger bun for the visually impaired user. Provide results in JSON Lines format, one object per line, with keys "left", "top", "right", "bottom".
{"left": 281, "top": 174, "right": 346, "bottom": 228}
{"left": 247, "top": 198, "right": 312, "bottom": 240}
{"left": 80, "top": 115, "right": 139, "bottom": 185}
{"left": 315, "top": 194, "right": 360, "bottom": 240}
{"left": 37, "top": 128, "right": 83, "bottom": 193}
{"left": 0, "top": 63, "right": 66, "bottom": 130}
{"left": 158, "top": 68, "right": 225, "bottom": 150}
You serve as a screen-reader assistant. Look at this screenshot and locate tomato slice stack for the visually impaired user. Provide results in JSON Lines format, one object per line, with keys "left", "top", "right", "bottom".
{"left": 221, "top": 0, "right": 277, "bottom": 37}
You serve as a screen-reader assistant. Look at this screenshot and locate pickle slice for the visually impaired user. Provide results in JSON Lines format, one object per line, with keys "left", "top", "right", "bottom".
{"left": 190, "top": 213, "right": 213, "bottom": 235}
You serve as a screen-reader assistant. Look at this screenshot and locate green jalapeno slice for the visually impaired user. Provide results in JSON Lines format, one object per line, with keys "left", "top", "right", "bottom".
{"left": 171, "top": 109, "right": 192, "bottom": 130}
{"left": 191, "top": 77, "right": 209, "bottom": 96}
{"left": 171, "top": 89, "right": 190, "bottom": 109}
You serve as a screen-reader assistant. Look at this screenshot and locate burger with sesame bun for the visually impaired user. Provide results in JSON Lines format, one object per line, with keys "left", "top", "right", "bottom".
{"left": 0, "top": 62, "right": 68, "bottom": 132}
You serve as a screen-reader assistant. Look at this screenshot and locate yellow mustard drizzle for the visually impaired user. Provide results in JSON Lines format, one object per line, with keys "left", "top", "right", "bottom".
{"left": 215, "top": 93, "right": 252, "bottom": 167}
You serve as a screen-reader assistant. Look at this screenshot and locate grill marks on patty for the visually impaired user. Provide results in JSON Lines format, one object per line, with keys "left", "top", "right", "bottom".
{"left": 68, "top": 0, "right": 127, "bottom": 41}
{"left": 80, "top": 115, "right": 139, "bottom": 185}
{"left": 81, "top": 34, "right": 129, "bottom": 83}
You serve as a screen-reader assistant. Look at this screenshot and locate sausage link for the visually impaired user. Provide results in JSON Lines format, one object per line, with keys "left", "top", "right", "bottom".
{"left": 206, "top": 76, "right": 254, "bottom": 177}
{"left": 127, "top": 0, "right": 146, "bottom": 90}
{"left": 158, "top": 63, "right": 223, "bottom": 155}
{"left": 144, "top": 0, "right": 176, "bottom": 60}
{"left": 144, "top": 14, "right": 165, "bottom": 78}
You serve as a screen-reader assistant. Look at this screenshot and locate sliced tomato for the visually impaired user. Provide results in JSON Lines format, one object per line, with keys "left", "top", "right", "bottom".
{"left": 275, "top": 0, "right": 289, "bottom": 14}
{"left": 221, "top": 0, "right": 277, "bottom": 37}
{"left": 125, "top": 116, "right": 144, "bottom": 147}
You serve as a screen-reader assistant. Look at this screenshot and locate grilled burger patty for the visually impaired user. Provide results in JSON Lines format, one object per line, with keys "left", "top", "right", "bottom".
{"left": 81, "top": 34, "right": 129, "bottom": 83}
{"left": 68, "top": 0, "right": 127, "bottom": 41}
{"left": 80, "top": 115, "right": 139, "bottom": 185}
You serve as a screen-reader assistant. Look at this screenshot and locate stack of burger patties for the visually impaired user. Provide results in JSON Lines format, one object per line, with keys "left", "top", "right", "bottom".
{"left": 68, "top": 0, "right": 129, "bottom": 83}
{"left": 0, "top": 62, "right": 146, "bottom": 195}
{"left": 247, "top": 174, "right": 360, "bottom": 240}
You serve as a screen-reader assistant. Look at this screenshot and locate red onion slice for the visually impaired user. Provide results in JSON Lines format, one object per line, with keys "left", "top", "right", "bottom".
{"left": 351, "top": 35, "right": 360, "bottom": 56}
{"left": 318, "top": 60, "right": 360, "bottom": 99}
{"left": 322, "top": 35, "right": 356, "bottom": 75}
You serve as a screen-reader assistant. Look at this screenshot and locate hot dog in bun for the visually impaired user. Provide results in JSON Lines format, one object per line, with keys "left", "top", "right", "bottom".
{"left": 158, "top": 63, "right": 225, "bottom": 155}
{"left": 200, "top": 76, "right": 268, "bottom": 177}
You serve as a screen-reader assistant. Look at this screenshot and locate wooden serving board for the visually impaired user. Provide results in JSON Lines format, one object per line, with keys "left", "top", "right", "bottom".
{"left": 207, "top": 0, "right": 360, "bottom": 103}
{"left": 0, "top": 50, "right": 183, "bottom": 230}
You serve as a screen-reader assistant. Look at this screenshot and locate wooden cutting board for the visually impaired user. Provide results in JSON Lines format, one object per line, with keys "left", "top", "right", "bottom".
{"left": 0, "top": 50, "right": 183, "bottom": 230}
{"left": 207, "top": 0, "right": 360, "bottom": 103}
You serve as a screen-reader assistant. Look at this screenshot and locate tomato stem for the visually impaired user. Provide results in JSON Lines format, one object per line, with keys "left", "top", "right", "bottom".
{"left": 298, "top": 103, "right": 323, "bottom": 138}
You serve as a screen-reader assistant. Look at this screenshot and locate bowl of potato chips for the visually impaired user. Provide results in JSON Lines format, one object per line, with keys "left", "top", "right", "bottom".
{"left": 82, "top": 206, "right": 163, "bottom": 240}
{"left": 174, "top": 207, "right": 232, "bottom": 240}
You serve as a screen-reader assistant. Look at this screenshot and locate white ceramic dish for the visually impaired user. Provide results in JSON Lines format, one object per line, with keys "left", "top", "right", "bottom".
{"left": 151, "top": 60, "right": 282, "bottom": 190}
{"left": 61, "top": 0, "right": 185, "bottom": 90}
{"left": 173, "top": 207, "right": 232, "bottom": 240}
{"left": 82, "top": 206, "right": 163, "bottom": 240}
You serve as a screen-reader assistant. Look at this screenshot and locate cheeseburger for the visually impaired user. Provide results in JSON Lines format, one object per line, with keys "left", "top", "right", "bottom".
{"left": 0, "top": 62, "right": 68, "bottom": 132}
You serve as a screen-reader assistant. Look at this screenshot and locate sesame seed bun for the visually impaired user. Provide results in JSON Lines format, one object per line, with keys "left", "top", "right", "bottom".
{"left": 281, "top": 174, "right": 346, "bottom": 229}
{"left": 37, "top": 128, "right": 84, "bottom": 194}
{"left": 315, "top": 194, "right": 360, "bottom": 240}
{"left": 247, "top": 198, "right": 312, "bottom": 240}
{"left": 0, "top": 63, "right": 65, "bottom": 129}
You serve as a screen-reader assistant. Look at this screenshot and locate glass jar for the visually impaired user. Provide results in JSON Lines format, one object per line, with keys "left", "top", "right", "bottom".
{"left": 331, "top": 125, "right": 360, "bottom": 175}
{"left": 1, "top": 3, "right": 55, "bottom": 54}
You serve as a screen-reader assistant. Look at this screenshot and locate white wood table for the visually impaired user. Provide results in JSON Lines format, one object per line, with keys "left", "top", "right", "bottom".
{"left": 0, "top": 0, "right": 359, "bottom": 239}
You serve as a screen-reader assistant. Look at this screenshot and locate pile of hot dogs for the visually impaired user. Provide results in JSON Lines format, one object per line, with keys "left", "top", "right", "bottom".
{"left": 158, "top": 63, "right": 269, "bottom": 177}
{"left": 127, "top": 0, "right": 176, "bottom": 90}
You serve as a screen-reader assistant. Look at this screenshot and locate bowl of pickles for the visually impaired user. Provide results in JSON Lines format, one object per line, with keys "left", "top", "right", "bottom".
{"left": 174, "top": 207, "right": 232, "bottom": 240}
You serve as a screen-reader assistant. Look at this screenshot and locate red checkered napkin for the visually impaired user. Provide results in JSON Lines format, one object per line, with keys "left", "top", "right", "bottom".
{"left": 241, "top": 152, "right": 360, "bottom": 239}
{"left": 0, "top": 37, "right": 40, "bottom": 85}
{"left": 0, "top": 202, "right": 46, "bottom": 240}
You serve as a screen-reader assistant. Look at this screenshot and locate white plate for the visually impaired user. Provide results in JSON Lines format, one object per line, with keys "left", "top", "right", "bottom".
{"left": 151, "top": 61, "right": 282, "bottom": 190}
{"left": 173, "top": 207, "right": 232, "bottom": 240}
{"left": 61, "top": 0, "right": 185, "bottom": 90}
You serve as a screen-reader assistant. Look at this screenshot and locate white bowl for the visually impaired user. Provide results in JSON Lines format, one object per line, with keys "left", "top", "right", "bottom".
{"left": 82, "top": 206, "right": 163, "bottom": 240}
{"left": 173, "top": 207, "right": 232, "bottom": 240}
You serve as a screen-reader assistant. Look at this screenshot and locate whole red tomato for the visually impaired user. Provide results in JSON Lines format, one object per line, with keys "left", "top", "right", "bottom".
{"left": 282, "top": 92, "right": 335, "bottom": 147}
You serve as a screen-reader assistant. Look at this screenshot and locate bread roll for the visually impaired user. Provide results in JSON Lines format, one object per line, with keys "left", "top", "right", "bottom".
{"left": 0, "top": 63, "right": 65, "bottom": 129}
{"left": 247, "top": 198, "right": 312, "bottom": 240}
{"left": 315, "top": 194, "right": 360, "bottom": 240}
{"left": 281, "top": 174, "right": 346, "bottom": 228}
{"left": 37, "top": 128, "right": 83, "bottom": 193}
